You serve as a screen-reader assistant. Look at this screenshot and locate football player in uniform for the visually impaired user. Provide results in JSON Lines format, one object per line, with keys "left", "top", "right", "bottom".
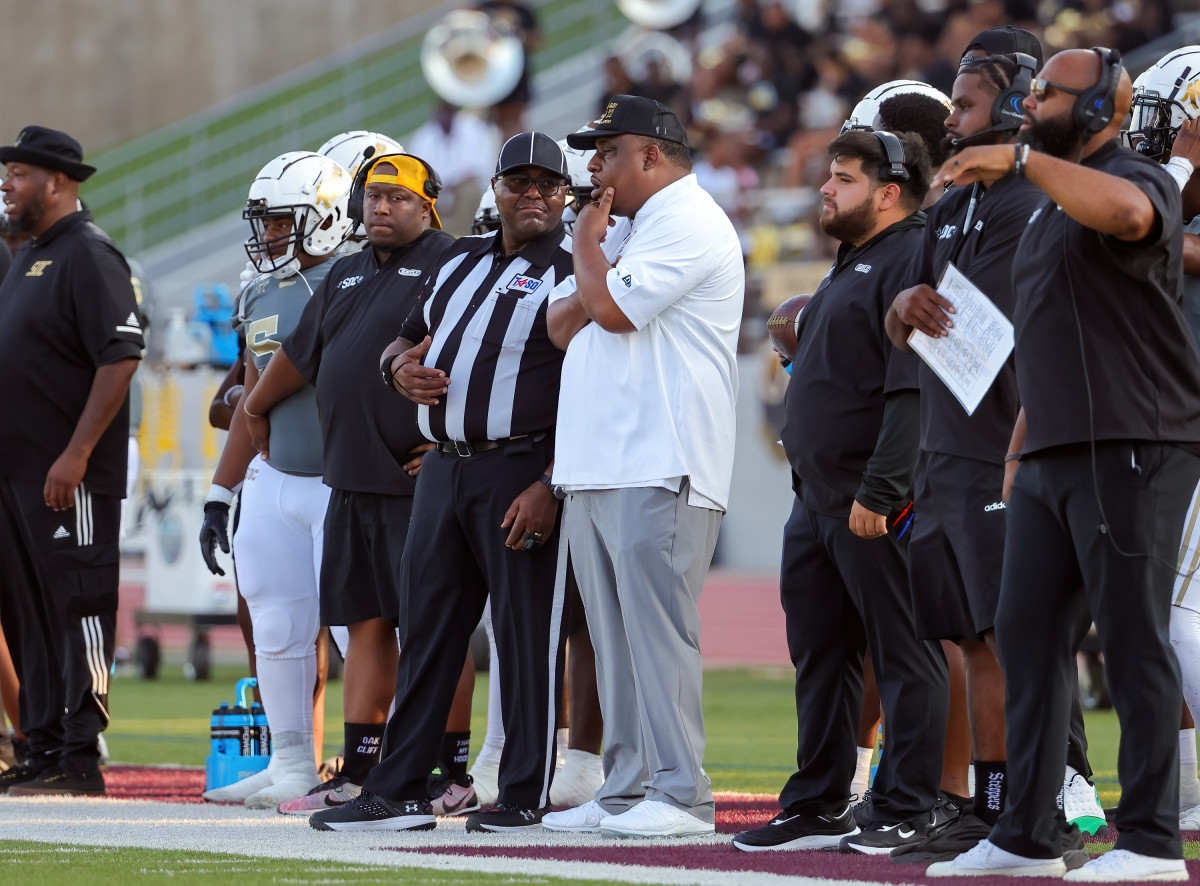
{"left": 199, "top": 151, "right": 352, "bottom": 808}
{"left": 1126, "top": 44, "right": 1200, "bottom": 831}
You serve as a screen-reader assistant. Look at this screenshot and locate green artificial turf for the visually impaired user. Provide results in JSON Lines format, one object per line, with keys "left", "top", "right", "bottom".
{"left": 0, "top": 842, "right": 617, "bottom": 886}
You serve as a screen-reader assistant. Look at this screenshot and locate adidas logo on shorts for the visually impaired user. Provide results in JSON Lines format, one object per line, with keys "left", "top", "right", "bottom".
{"left": 983, "top": 501, "right": 1006, "bottom": 512}
{"left": 53, "top": 525, "right": 70, "bottom": 540}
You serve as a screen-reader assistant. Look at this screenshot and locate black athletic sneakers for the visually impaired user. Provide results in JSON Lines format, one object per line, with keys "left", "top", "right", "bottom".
{"left": 6, "top": 764, "right": 102, "bottom": 796}
{"left": 732, "top": 804, "right": 859, "bottom": 851}
{"left": 0, "top": 764, "right": 41, "bottom": 794}
{"left": 840, "top": 811, "right": 932, "bottom": 854}
{"left": 308, "top": 791, "right": 436, "bottom": 831}
{"left": 464, "top": 803, "right": 547, "bottom": 832}
{"left": 851, "top": 790, "right": 877, "bottom": 827}
{"left": 891, "top": 810, "right": 993, "bottom": 863}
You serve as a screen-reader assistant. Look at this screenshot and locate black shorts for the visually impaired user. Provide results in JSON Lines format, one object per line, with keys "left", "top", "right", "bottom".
{"left": 319, "top": 489, "right": 413, "bottom": 627}
{"left": 906, "top": 451, "right": 1006, "bottom": 641}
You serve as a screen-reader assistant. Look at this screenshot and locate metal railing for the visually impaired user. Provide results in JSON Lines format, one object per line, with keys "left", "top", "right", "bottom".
{"left": 83, "top": 0, "right": 625, "bottom": 254}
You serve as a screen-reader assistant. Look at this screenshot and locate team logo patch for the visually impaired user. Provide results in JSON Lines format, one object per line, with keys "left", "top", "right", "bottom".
{"left": 337, "top": 275, "right": 365, "bottom": 289}
{"left": 25, "top": 260, "right": 52, "bottom": 276}
{"left": 397, "top": 268, "right": 421, "bottom": 277}
{"left": 936, "top": 224, "right": 957, "bottom": 240}
{"left": 854, "top": 263, "right": 872, "bottom": 274}
{"left": 507, "top": 274, "right": 542, "bottom": 294}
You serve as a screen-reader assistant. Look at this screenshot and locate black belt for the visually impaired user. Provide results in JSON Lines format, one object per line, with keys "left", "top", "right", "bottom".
{"left": 437, "top": 434, "right": 529, "bottom": 457}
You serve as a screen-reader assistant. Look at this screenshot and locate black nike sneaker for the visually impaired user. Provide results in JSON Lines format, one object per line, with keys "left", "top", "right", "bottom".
{"left": 733, "top": 804, "right": 859, "bottom": 851}
{"left": 840, "top": 810, "right": 932, "bottom": 854}
{"left": 890, "top": 810, "right": 993, "bottom": 863}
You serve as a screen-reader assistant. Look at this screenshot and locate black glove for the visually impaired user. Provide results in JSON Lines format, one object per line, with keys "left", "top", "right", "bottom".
{"left": 199, "top": 501, "right": 231, "bottom": 576}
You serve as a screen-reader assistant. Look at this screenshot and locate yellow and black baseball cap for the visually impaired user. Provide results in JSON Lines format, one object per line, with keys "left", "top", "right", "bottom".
{"left": 363, "top": 153, "right": 442, "bottom": 229}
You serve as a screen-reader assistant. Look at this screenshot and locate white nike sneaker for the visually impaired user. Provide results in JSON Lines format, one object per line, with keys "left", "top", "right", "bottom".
{"left": 1063, "top": 849, "right": 1188, "bottom": 882}
{"left": 599, "top": 799, "right": 714, "bottom": 838}
{"left": 542, "top": 799, "right": 612, "bottom": 833}
{"left": 926, "top": 838, "right": 1068, "bottom": 878}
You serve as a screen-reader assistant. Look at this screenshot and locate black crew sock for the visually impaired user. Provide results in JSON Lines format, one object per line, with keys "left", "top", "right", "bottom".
{"left": 973, "top": 760, "right": 1007, "bottom": 826}
{"left": 341, "top": 722, "right": 386, "bottom": 784}
{"left": 438, "top": 731, "right": 471, "bottom": 783}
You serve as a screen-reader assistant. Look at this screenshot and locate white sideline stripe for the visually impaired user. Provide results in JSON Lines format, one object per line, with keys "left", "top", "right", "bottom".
{"left": 0, "top": 798, "right": 907, "bottom": 886}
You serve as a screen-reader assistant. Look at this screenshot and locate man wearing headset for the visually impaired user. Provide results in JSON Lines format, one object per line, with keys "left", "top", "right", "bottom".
{"left": 928, "top": 49, "right": 1200, "bottom": 882}
{"left": 733, "top": 128, "right": 949, "bottom": 855}
{"left": 312, "top": 133, "right": 574, "bottom": 835}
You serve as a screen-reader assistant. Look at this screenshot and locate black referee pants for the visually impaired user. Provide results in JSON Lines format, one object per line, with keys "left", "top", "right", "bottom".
{"left": 0, "top": 478, "right": 117, "bottom": 773}
{"left": 777, "top": 497, "right": 948, "bottom": 820}
{"left": 992, "top": 442, "right": 1199, "bottom": 860}
{"left": 365, "top": 436, "right": 564, "bottom": 810}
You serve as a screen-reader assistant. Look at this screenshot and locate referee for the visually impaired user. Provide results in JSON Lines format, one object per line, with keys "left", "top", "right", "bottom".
{"left": 929, "top": 50, "right": 1200, "bottom": 881}
{"left": 311, "top": 132, "right": 573, "bottom": 833}
{"left": 0, "top": 126, "right": 143, "bottom": 796}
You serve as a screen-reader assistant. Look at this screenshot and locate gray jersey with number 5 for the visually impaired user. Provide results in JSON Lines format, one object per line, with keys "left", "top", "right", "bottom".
{"left": 235, "top": 261, "right": 333, "bottom": 475}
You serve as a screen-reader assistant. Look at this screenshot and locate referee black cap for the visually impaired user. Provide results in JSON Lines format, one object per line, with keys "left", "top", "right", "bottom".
{"left": 962, "top": 26, "right": 1043, "bottom": 68}
{"left": 566, "top": 95, "right": 689, "bottom": 150}
{"left": 0, "top": 125, "right": 96, "bottom": 181}
{"left": 496, "top": 132, "right": 569, "bottom": 178}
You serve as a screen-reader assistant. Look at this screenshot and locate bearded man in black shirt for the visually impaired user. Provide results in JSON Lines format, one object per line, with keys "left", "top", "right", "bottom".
{"left": 927, "top": 49, "right": 1200, "bottom": 883}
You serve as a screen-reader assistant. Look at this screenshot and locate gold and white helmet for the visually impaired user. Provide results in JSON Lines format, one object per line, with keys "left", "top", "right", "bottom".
{"left": 1128, "top": 46, "right": 1200, "bottom": 160}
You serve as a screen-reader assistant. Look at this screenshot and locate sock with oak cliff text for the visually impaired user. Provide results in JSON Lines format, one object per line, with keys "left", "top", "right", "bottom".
{"left": 341, "top": 722, "right": 386, "bottom": 784}
{"left": 973, "top": 760, "right": 1007, "bottom": 826}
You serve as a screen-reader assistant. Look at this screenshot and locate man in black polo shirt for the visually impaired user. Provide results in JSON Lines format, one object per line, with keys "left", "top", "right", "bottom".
{"left": 882, "top": 53, "right": 1043, "bottom": 862}
{"left": 0, "top": 126, "right": 143, "bottom": 796}
{"left": 311, "top": 132, "right": 573, "bottom": 834}
{"left": 927, "top": 50, "right": 1200, "bottom": 882}
{"left": 734, "top": 129, "right": 949, "bottom": 855}
{"left": 239, "top": 153, "right": 454, "bottom": 808}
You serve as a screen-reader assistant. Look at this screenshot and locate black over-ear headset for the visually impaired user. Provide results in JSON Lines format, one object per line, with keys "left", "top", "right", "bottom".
{"left": 1073, "top": 47, "right": 1121, "bottom": 139}
{"left": 348, "top": 150, "right": 444, "bottom": 225}
{"left": 873, "top": 131, "right": 909, "bottom": 182}
{"left": 992, "top": 52, "right": 1037, "bottom": 132}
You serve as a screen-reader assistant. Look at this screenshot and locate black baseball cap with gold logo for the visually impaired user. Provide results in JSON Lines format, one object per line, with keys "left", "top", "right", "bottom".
{"left": 566, "top": 95, "right": 688, "bottom": 150}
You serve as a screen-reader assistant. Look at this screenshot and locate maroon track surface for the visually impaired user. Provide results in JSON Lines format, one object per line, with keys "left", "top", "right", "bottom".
{"left": 104, "top": 767, "right": 1200, "bottom": 884}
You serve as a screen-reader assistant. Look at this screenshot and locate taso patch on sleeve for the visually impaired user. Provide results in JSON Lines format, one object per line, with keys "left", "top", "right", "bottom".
{"left": 614, "top": 268, "right": 640, "bottom": 293}
{"left": 506, "top": 274, "right": 542, "bottom": 294}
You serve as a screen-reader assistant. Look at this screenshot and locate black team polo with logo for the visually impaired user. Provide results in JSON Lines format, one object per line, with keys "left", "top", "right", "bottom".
{"left": 364, "top": 223, "right": 573, "bottom": 814}
{"left": 0, "top": 209, "right": 143, "bottom": 777}
{"left": 282, "top": 227, "right": 454, "bottom": 628}
{"left": 991, "top": 139, "right": 1200, "bottom": 862}
{"left": 903, "top": 173, "right": 1043, "bottom": 644}
{"left": 777, "top": 212, "right": 949, "bottom": 828}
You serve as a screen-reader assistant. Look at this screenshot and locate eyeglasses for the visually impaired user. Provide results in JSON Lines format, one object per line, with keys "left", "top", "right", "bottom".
{"left": 1031, "top": 78, "right": 1085, "bottom": 102}
{"left": 496, "top": 174, "right": 568, "bottom": 198}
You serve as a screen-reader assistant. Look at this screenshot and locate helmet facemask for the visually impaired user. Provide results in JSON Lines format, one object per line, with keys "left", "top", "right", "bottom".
{"left": 1127, "top": 93, "right": 1187, "bottom": 160}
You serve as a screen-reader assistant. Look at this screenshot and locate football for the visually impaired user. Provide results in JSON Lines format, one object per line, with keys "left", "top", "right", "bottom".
{"left": 766, "top": 294, "right": 812, "bottom": 361}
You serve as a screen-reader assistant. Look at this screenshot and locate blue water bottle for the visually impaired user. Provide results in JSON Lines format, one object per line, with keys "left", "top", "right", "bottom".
{"left": 204, "top": 677, "right": 271, "bottom": 792}
{"left": 250, "top": 702, "right": 270, "bottom": 756}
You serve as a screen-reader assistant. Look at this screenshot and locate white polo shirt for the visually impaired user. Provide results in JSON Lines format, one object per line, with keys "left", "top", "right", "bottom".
{"left": 550, "top": 174, "right": 744, "bottom": 511}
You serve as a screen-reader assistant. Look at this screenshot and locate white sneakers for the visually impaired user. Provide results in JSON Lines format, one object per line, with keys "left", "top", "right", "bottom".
{"left": 543, "top": 799, "right": 714, "bottom": 838}
{"left": 926, "top": 839, "right": 1068, "bottom": 878}
{"left": 1060, "top": 766, "right": 1108, "bottom": 835}
{"left": 542, "top": 800, "right": 612, "bottom": 833}
{"left": 1063, "top": 849, "right": 1189, "bottom": 882}
{"left": 599, "top": 800, "right": 714, "bottom": 838}
{"left": 1181, "top": 802, "right": 1200, "bottom": 830}
{"left": 202, "top": 730, "right": 319, "bottom": 808}
{"left": 549, "top": 750, "right": 604, "bottom": 808}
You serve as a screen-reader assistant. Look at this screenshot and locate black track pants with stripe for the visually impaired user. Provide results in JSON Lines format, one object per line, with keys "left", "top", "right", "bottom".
{"left": 0, "top": 478, "right": 118, "bottom": 772}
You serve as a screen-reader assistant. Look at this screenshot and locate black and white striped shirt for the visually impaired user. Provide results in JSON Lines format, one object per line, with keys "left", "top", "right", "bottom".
{"left": 401, "top": 224, "right": 573, "bottom": 443}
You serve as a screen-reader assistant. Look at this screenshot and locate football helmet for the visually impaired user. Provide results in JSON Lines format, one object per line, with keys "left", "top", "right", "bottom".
{"left": 1127, "top": 46, "right": 1200, "bottom": 160}
{"left": 841, "top": 80, "right": 952, "bottom": 133}
{"left": 472, "top": 187, "right": 501, "bottom": 235}
{"left": 243, "top": 152, "right": 353, "bottom": 278}
{"left": 317, "top": 131, "right": 405, "bottom": 176}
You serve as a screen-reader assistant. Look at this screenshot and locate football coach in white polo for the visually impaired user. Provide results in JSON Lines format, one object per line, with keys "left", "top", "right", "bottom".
{"left": 542, "top": 95, "right": 744, "bottom": 839}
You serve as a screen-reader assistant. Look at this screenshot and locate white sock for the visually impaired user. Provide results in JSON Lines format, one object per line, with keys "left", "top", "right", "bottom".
{"left": 1181, "top": 728, "right": 1200, "bottom": 809}
{"left": 478, "top": 602, "right": 505, "bottom": 763}
{"left": 851, "top": 745, "right": 875, "bottom": 798}
{"left": 254, "top": 652, "right": 316, "bottom": 735}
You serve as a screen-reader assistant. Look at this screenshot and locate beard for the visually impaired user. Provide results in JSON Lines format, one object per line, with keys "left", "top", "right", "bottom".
{"left": 1019, "top": 110, "right": 1080, "bottom": 159}
{"left": 8, "top": 192, "right": 46, "bottom": 234}
{"left": 819, "top": 193, "right": 876, "bottom": 244}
